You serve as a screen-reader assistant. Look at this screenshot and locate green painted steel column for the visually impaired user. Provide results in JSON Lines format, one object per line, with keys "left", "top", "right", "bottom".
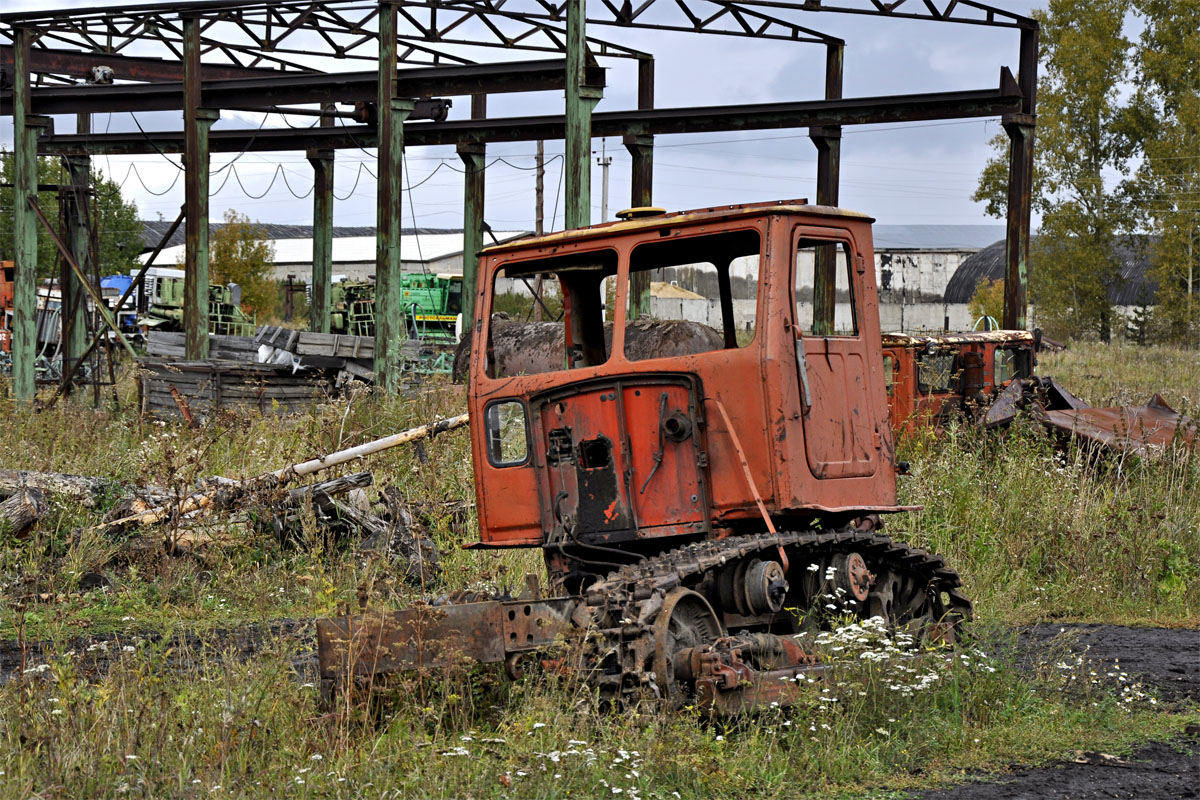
{"left": 307, "top": 138, "right": 334, "bottom": 333}
{"left": 624, "top": 57, "right": 654, "bottom": 318}
{"left": 374, "top": 1, "right": 416, "bottom": 394}
{"left": 11, "top": 28, "right": 48, "bottom": 401}
{"left": 184, "top": 16, "right": 218, "bottom": 360}
{"left": 810, "top": 42, "right": 843, "bottom": 336}
{"left": 458, "top": 94, "right": 487, "bottom": 338}
{"left": 1003, "top": 25, "right": 1038, "bottom": 331}
{"left": 64, "top": 152, "right": 92, "bottom": 391}
{"left": 564, "top": 0, "right": 601, "bottom": 230}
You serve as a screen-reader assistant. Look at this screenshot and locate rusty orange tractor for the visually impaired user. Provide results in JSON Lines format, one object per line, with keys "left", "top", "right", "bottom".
{"left": 318, "top": 202, "right": 970, "bottom": 714}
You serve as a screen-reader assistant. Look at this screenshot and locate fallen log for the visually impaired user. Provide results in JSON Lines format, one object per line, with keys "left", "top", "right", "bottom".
{"left": 94, "top": 414, "right": 470, "bottom": 534}
{"left": 0, "top": 488, "right": 47, "bottom": 537}
{"left": 0, "top": 469, "right": 119, "bottom": 507}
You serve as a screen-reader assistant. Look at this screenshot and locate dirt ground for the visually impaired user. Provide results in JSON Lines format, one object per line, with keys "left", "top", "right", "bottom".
{"left": 3, "top": 622, "right": 1197, "bottom": 798}
{"left": 915, "top": 624, "right": 1200, "bottom": 800}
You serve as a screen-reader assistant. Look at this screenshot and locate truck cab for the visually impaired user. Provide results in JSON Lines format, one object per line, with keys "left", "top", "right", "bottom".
{"left": 466, "top": 202, "right": 900, "bottom": 589}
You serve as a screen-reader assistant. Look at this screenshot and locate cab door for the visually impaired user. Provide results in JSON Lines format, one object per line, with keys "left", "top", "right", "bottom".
{"left": 793, "top": 229, "right": 878, "bottom": 479}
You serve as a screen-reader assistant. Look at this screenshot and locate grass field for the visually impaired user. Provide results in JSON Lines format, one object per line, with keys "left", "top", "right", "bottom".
{"left": 0, "top": 342, "right": 1196, "bottom": 798}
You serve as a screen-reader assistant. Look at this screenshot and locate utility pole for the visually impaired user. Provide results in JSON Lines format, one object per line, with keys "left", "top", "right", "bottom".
{"left": 596, "top": 138, "right": 612, "bottom": 222}
{"left": 533, "top": 140, "right": 545, "bottom": 321}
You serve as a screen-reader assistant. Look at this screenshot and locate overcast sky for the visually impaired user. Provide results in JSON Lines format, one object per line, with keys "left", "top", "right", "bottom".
{"left": 1, "top": 1, "right": 1045, "bottom": 234}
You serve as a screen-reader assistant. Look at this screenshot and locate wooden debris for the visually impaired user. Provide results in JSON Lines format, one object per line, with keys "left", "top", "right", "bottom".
{"left": 0, "top": 469, "right": 121, "bottom": 507}
{"left": 94, "top": 414, "right": 470, "bottom": 534}
{"left": 0, "top": 487, "right": 47, "bottom": 537}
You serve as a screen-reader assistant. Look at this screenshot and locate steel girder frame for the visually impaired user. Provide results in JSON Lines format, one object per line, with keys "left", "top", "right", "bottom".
{"left": 1, "top": 0, "right": 1037, "bottom": 396}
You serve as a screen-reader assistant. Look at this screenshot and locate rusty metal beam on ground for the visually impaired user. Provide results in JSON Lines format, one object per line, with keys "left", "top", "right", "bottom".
{"left": 37, "top": 79, "right": 1024, "bottom": 157}
{"left": 625, "top": 56, "right": 654, "bottom": 318}
{"left": 564, "top": 0, "right": 601, "bottom": 230}
{"left": 810, "top": 42, "right": 843, "bottom": 335}
{"left": 11, "top": 28, "right": 42, "bottom": 402}
{"left": 184, "top": 15, "right": 217, "bottom": 360}
{"left": 374, "top": 3, "right": 414, "bottom": 395}
{"left": 2, "top": 58, "right": 588, "bottom": 116}
{"left": 308, "top": 116, "right": 334, "bottom": 334}
{"left": 1003, "top": 26, "right": 1038, "bottom": 331}
{"left": 459, "top": 95, "right": 487, "bottom": 338}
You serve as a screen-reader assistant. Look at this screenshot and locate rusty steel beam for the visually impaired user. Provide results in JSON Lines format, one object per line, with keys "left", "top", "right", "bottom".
{"left": 458, "top": 94, "right": 487, "bottom": 337}
{"left": 184, "top": 17, "right": 217, "bottom": 361}
{"left": 1002, "top": 26, "right": 1038, "bottom": 331}
{"left": 307, "top": 118, "right": 335, "bottom": 335}
{"left": 38, "top": 77, "right": 1024, "bottom": 158}
{"left": 10, "top": 28, "right": 41, "bottom": 402}
{"left": 2, "top": 58, "right": 590, "bottom": 116}
{"left": 810, "top": 42, "right": 843, "bottom": 336}
{"left": 564, "top": 0, "right": 601, "bottom": 230}
{"left": 0, "top": 43, "right": 282, "bottom": 85}
{"left": 624, "top": 56, "right": 655, "bottom": 318}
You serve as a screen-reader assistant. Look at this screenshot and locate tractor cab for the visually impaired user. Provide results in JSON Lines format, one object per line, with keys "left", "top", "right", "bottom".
{"left": 467, "top": 202, "right": 899, "bottom": 589}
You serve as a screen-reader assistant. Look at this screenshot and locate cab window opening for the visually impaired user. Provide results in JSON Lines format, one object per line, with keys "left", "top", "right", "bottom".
{"left": 624, "top": 228, "right": 761, "bottom": 361}
{"left": 794, "top": 237, "right": 859, "bottom": 336}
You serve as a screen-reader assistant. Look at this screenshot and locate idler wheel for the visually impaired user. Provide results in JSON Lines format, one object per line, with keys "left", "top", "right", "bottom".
{"left": 743, "top": 559, "right": 788, "bottom": 615}
{"left": 830, "top": 552, "right": 874, "bottom": 604}
{"left": 652, "top": 588, "right": 723, "bottom": 706}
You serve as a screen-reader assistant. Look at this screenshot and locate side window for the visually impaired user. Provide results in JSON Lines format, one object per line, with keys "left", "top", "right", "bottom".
{"left": 995, "top": 347, "right": 1015, "bottom": 385}
{"left": 485, "top": 400, "right": 530, "bottom": 466}
{"left": 625, "top": 229, "right": 760, "bottom": 360}
{"left": 795, "top": 238, "right": 858, "bottom": 336}
{"left": 917, "top": 351, "right": 957, "bottom": 394}
{"left": 487, "top": 250, "right": 615, "bottom": 377}
{"left": 883, "top": 354, "right": 895, "bottom": 396}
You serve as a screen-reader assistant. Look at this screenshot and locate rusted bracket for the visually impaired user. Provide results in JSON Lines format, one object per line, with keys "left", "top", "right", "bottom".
{"left": 711, "top": 398, "right": 776, "bottom": 534}
{"left": 794, "top": 338, "right": 813, "bottom": 413}
{"left": 27, "top": 196, "right": 137, "bottom": 360}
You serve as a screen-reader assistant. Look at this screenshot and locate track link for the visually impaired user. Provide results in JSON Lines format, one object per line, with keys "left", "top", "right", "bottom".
{"left": 576, "top": 528, "right": 972, "bottom": 707}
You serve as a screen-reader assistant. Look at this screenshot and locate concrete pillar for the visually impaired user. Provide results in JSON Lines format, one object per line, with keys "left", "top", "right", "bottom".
{"left": 374, "top": 1, "right": 416, "bottom": 393}
{"left": 458, "top": 95, "right": 487, "bottom": 337}
{"left": 1003, "top": 26, "right": 1038, "bottom": 331}
{"left": 184, "top": 16, "right": 217, "bottom": 359}
{"left": 624, "top": 57, "right": 654, "bottom": 318}
{"left": 564, "top": 0, "right": 601, "bottom": 230}
{"left": 809, "top": 42, "right": 843, "bottom": 335}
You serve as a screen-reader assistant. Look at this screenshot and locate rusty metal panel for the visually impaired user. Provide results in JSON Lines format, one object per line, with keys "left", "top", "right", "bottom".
{"left": 317, "top": 602, "right": 506, "bottom": 679}
{"left": 1043, "top": 395, "right": 1196, "bottom": 457}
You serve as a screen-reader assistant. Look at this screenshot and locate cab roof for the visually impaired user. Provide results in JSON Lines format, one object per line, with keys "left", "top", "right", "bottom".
{"left": 480, "top": 201, "right": 875, "bottom": 256}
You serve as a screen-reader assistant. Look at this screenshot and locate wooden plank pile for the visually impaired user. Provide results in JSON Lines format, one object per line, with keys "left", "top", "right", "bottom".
{"left": 138, "top": 359, "right": 333, "bottom": 421}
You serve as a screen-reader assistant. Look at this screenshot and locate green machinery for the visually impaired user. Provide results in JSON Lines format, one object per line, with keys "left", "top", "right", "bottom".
{"left": 138, "top": 276, "right": 256, "bottom": 337}
{"left": 329, "top": 274, "right": 462, "bottom": 344}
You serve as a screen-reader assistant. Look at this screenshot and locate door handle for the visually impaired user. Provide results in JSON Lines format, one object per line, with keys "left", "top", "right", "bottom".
{"left": 794, "top": 337, "right": 813, "bottom": 414}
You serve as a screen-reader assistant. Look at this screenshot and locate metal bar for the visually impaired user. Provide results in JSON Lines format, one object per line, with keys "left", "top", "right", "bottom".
{"left": 43, "top": 207, "right": 185, "bottom": 411}
{"left": 11, "top": 29, "right": 40, "bottom": 402}
{"left": 0, "top": 43, "right": 283, "bottom": 83}
{"left": 373, "top": 2, "right": 415, "bottom": 394}
{"left": 458, "top": 94, "right": 487, "bottom": 338}
{"left": 1002, "top": 26, "right": 1037, "bottom": 331}
{"left": 63, "top": 149, "right": 92, "bottom": 391}
{"left": 810, "top": 42, "right": 842, "bottom": 335}
{"left": 624, "top": 56, "right": 654, "bottom": 318}
{"left": 3, "top": 58, "right": 582, "bottom": 116}
{"left": 184, "top": 16, "right": 218, "bottom": 360}
{"left": 307, "top": 123, "right": 334, "bottom": 334}
{"left": 27, "top": 197, "right": 138, "bottom": 360}
{"left": 37, "top": 80, "right": 1023, "bottom": 156}
{"left": 564, "top": 0, "right": 600, "bottom": 230}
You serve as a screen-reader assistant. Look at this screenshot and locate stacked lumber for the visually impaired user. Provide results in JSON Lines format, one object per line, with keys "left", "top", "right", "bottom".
{"left": 145, "top": 331, "right": 264, "bottom": 362}
{"left": 138, "top": 358, "right": 331, "bottom": 421}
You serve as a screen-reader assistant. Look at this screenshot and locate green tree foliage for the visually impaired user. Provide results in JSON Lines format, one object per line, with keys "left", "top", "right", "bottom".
{"left": 1123, "top": 0, "right": 1200, "bottom": 346}
{"left": 210, "top": 209, "right": 277, "bottom": 318}
{"left": 0, "top": 153, "right": 142, "bottom": 281}
{"left": 973, "top": 0, "right": 1135, "bottom": 341}
{"left": 967, "top": 278, "right": 1005, "bottom": 327}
